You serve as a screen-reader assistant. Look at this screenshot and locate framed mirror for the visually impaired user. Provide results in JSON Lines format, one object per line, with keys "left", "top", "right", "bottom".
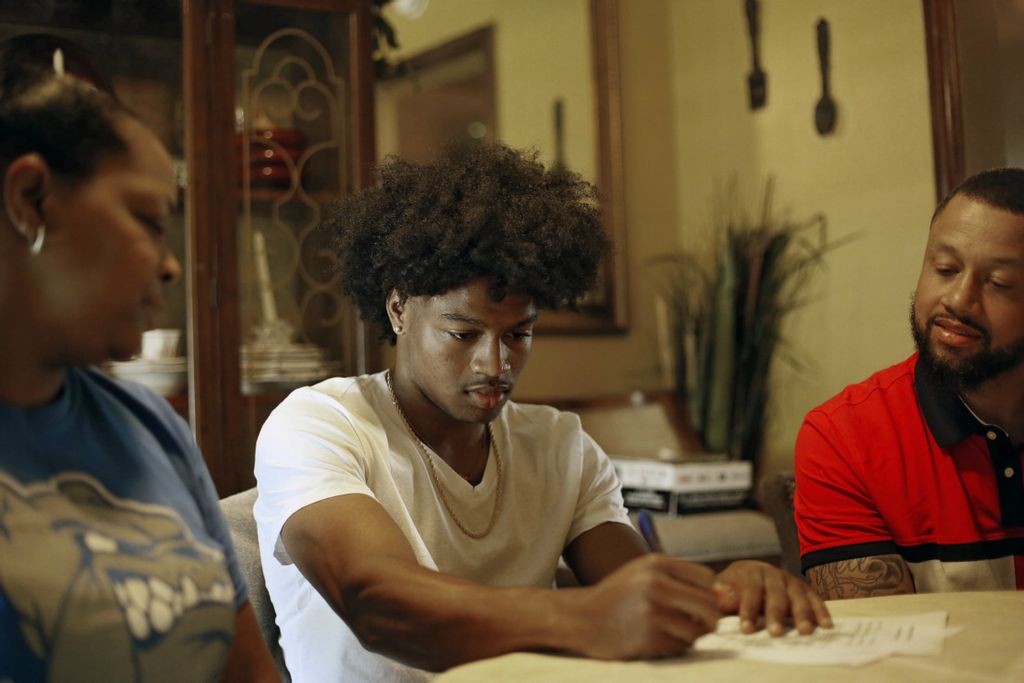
{"left": 375, "top": 0, "right": 627, "bottom": 333}
{"left": 924, "top": 0, "right": 1024, "bottom": 200}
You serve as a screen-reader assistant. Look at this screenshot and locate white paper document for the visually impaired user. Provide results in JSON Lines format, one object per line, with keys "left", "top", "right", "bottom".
{"left": 694, "top": 611, "right": 959, "bottom": 666}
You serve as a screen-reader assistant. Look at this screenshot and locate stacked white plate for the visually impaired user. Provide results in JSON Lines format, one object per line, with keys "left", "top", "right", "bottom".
{"left": 241, "top": 342, "right": 340, "bottom": 392}
{"left": 107, "top": 357, "right": 188, "bottom": 396}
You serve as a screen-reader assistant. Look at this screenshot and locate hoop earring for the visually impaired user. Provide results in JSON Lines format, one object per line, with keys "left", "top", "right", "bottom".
{"left": 17, "top": 222, "right": 45, "bottom": 255}
{"left": 52, "top": 48, "right": 65, "bottom": 77}
{"left": 27, "top": 223, "right": 45, "bottom": 255}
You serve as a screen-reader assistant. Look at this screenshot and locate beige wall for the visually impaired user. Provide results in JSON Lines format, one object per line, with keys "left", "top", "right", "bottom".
{"left": 535, "top": 0, "right": 937, "bottom": 474}
{"left": 380, "top": 1, "right": 938, "bottom": 475}
{"left": 667, "top": 0, "right": 934, "bottom": 473}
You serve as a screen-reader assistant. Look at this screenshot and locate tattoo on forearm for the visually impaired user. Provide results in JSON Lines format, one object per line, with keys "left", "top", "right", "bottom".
{"left": 806, "top": 554, "right": 915, "bottom": 599}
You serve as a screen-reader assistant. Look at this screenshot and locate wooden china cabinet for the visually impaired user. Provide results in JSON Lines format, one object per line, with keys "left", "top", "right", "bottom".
{"left": 0, "top": 0, "right": 379, "bottom": 495}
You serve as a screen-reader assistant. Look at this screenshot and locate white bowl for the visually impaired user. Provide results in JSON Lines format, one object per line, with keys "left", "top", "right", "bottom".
{"left": 108, "top": 357, "right": 187, "bottom": 396}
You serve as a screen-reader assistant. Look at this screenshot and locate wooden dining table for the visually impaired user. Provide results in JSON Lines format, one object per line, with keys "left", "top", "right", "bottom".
{"left": 435, "top": 591, "right": 1024, "bottom": 683}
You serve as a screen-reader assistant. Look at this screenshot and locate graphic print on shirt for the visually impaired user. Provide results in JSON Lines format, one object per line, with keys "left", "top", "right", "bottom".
{"left": 0, "top": 472, "right": 236, "bottom": 680}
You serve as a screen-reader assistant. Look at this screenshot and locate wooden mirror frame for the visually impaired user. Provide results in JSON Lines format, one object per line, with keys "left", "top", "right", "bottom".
{"left": 538, "top": 0, "right": 628, "bottom": 334}
{"left": 923, "top": 0, "right": 965, "bottom": 202}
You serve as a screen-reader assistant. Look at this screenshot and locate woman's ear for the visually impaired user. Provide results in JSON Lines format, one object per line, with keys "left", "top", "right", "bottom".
{"left": 3, "top": 153, "right": 49, "bottom": 234}
{"left": 385, "top": 289, "right": 406, "bottom": 336}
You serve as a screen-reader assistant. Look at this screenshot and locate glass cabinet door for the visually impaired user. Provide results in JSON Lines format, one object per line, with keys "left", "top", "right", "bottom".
{"left": 219, "top": 0, "right": 375, "bottom": 492}
{"left": 234, "top": 5, "right": 362, "bottom": 392}
{"left": 0, "top": 2, "right": 190, "bottom": 418}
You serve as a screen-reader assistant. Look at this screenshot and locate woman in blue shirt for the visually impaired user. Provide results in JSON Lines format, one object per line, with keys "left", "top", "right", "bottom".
{"left": 0, "top": 33, "right": 276, "bottom": 681}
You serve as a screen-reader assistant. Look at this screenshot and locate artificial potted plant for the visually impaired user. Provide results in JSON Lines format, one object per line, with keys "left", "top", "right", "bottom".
{"left": 654, "top": 179, "right": 847, "bottom": 476}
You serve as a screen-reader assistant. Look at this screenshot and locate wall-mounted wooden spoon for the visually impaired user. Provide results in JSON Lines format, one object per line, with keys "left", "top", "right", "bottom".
{"left": 814, "top": 18, "right": 836, "bottom": 135}
{"left": 745, "top": 0, "right": 767, "bottom": 109}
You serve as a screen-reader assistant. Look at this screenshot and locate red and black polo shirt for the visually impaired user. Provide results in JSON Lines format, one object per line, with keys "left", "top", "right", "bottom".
{"left": 795, "top": 353, "right": 1024, "bottom": 591}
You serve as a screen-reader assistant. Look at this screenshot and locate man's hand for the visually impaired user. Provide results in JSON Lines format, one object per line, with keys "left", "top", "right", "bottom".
{"left": 713, "top": 560, "right": 832, "bottom": 636}
{"left": 569, "top": 554, "right": 722, "bottom": 660}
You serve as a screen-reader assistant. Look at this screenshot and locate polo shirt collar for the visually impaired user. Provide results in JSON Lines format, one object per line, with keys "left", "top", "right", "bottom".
{"left": 914, "top": 354, "right": 983, "bottom": 446}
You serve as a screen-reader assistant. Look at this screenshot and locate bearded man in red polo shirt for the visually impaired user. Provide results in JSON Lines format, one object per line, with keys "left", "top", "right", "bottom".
{"left": 795, "top": 167, "right": 1024, "bottom": 599}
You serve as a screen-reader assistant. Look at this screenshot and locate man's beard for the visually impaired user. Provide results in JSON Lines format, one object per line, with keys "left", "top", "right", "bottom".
{"left": 910, "top": 297, "right": 1024, "bottom": 392}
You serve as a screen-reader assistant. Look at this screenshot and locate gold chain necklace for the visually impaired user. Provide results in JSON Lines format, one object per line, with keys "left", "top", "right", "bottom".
{"left": 385, "top": 371, "right": 504, "bottom": 539}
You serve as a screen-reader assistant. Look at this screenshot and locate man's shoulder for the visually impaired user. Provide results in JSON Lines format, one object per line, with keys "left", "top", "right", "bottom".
{"left": 265, "top": 372, "right": 387, "bottom": 434}
{"left": 809, "top": 354, "right": 919, "bottom": 423}
{"left": 504, "top": 400, "right": 582, "bottom": 429}
{"left": 501, "top": 401, "right": 587, "bottom": 451}
{"left": 277, "top": 373, "right": 382, "bottom": 407}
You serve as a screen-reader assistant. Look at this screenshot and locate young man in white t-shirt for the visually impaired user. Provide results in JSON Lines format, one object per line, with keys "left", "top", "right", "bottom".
{"left": 254, "top": 142, "right": 831, "bottom": 682}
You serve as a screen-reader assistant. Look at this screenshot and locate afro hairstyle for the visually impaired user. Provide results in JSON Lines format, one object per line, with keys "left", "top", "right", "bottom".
{"left": 326, "top": 141, "right": 610, "bottom": 344}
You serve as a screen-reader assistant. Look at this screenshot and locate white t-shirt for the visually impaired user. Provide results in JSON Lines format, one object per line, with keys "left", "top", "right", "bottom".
{"left": 254, "top": 371, "right": 630, "bottom": 682}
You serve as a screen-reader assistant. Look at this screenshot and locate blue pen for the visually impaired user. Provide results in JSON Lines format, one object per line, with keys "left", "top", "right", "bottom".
{"left": 637, "top": 509, "right": 663, "bottom": 553}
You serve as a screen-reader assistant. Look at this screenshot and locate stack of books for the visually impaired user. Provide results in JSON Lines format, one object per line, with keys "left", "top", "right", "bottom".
{"left": 570, "top": 398, "right": 752, "bottom": 515}
{"left": 610, "top": 452, "right": 752, "bottom": 515}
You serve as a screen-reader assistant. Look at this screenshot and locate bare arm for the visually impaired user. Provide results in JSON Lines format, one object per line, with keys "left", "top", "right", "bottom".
{"left": 562, "top": 520, "right": 648, "bottom": 585}
{"left": 281, "top": 495, "right": 722, "bottom": 670}
{"left": 222, "top": 603, "right": 280, "bottom": 683}
{"left": 805, "top": 554, "right": 916, "bottom": 599}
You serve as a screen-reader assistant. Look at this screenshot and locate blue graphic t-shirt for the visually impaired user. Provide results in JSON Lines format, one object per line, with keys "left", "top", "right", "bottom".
{"left": 0, "top": 367, "right": 246, "bottom": 682}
